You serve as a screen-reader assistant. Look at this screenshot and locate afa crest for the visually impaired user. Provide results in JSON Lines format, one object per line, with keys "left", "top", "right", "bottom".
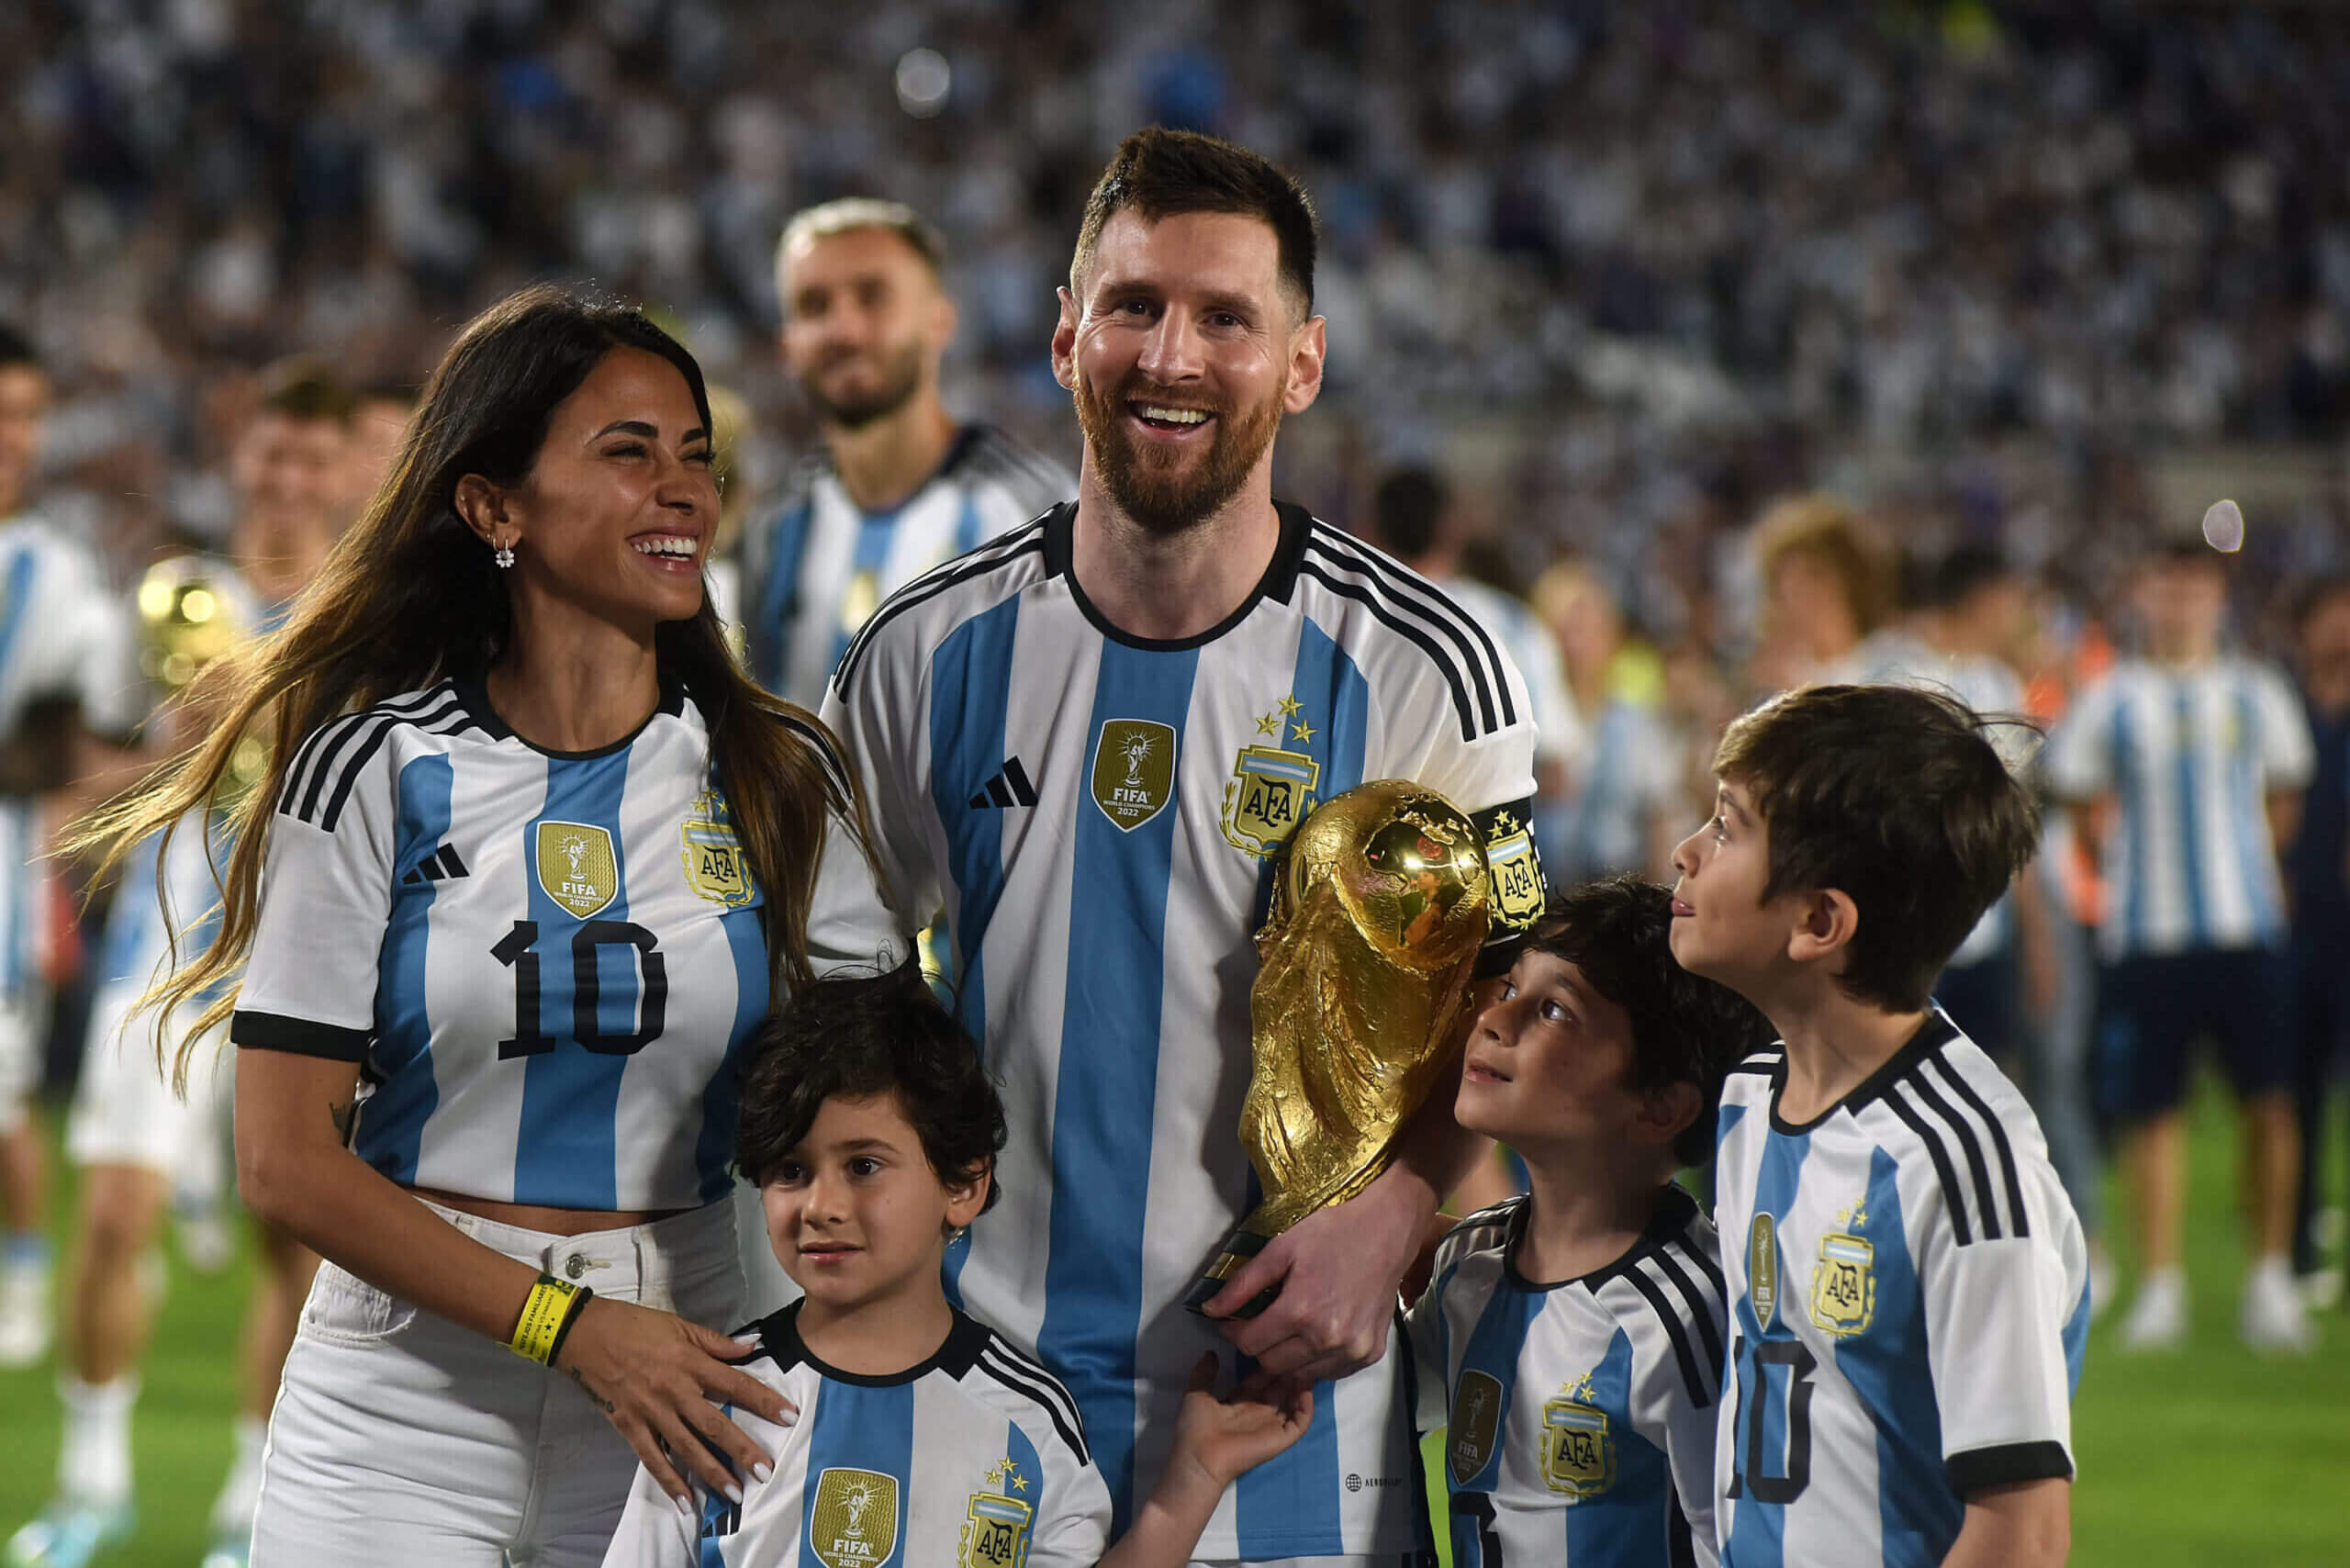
{"left": 958, "top": 1459, "right": 1034, "bottom": 1568}
{"left": 1810, "top": 1202, "right": 1875, "bottom": 1338}
{"left": 1222, "top": 692, "right": 1324, "bottom": 857}
{"left": 1483, "top": 812, "right": 1546, "bottom": 929}
{"left": 808, "top": 1467, "right": 900, "bottom": 1568}
{"left": 1540, "top": 1375, "right": 1616, "bottom": 1499}
{"left": 1090, "top": 719, "right": 1177, "bottom": 832}
{"left": 679, "top": 790, "right": 755, "bottom": 907}
{"left": 534, "top": 822, "right": 616, "bottom": 919}
{"left": 1449, "top": 1369, "right": 1505, "bottom": 1485}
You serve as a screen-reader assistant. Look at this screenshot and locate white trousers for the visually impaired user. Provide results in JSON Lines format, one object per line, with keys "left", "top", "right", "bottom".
{"left": 251, "top": 1196, "right": 742, "bottom": 1568}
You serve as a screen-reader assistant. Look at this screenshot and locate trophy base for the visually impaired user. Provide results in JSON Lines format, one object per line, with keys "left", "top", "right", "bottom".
{"left": 1183, "top": 1229, "right": 1278, "bottom": 1318}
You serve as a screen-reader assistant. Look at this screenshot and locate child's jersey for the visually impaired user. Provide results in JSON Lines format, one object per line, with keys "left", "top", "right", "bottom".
{"left": 600, "top": 1302, "right": 1112, "bottom": 1568}
{"left": 2042, "top": 654, "right": 2313, "bottom": 960}
{"left": 1711, "top": 1012, "right": 2089, "bottom": 1567}
{"left": 1408, "top": 1186, "right": 1727, "bottom": 1568}
{"left": 230, "top": 678, "right": 897, "bottom": 1212}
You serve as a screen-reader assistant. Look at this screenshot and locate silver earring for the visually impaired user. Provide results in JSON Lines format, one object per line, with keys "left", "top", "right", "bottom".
{"left": 494, "top": 541, "right": 515, "bottom": 569}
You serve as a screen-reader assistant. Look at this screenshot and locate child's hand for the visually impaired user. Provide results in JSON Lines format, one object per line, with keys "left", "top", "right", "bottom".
{"left": 1166, "top": 1353, "right": 1315, "bottom": 1496}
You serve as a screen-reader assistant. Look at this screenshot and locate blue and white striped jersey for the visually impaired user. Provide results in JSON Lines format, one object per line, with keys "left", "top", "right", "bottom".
{"left": 0, "top": 513, "right": 140, "bottom": 745}
{"left": 1408, "top": 1187, "right": 1726, "bottom": 1568}
{"left": 822, "top": 501, "right": 1544, "bottom": 1559}
{"left": 2042, "top": 655, "right": 2313, "bottom": 960}
{"left": 601, "top": 1302, "right": 1110, "bottom": 1568}
{"left": 740, "top": 425, "right": 1070, "bottom": 710}
{"left": 1553, "top": 699, "right": 1682, "bottom": 881}
{"left": 229, "top": 678, "right": 897, "bottom": 1212}
{"left": 1711, "top": 1013, "right": 2088, "bottom": 1568}
{"left": 0, "top": 799, "right": 43, "bottom": 1004}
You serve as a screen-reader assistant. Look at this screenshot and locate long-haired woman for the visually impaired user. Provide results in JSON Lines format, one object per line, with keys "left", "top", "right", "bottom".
{"left": 88, "top": 286, "right": 899, "bottom": 1565}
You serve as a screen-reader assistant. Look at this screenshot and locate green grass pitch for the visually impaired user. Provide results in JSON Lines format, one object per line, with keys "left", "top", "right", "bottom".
{"left": 4, "top": 1077, "right": 2346, "bottom": 1565}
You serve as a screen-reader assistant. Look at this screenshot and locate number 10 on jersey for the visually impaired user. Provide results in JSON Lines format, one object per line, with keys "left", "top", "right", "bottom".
{"left": 493, "top": 919, "right": 668, "bottom": 1058}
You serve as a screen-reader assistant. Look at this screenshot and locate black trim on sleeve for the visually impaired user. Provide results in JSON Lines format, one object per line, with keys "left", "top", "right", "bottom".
{"left": 1947, "top": 1439, "right": 2075, "bottom": 1495}
{"left": 230, "top": 1010, "right": 372, "bottom": 1062}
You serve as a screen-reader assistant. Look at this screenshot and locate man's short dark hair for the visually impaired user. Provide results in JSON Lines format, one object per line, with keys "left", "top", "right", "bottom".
{"left": 1072, "top": 127, "right": 1318, "bottom": 318}
{"left": 1713, "top": 685, "right": 2039, "bottom": 1014}
{"left": 1526, "top": 877, "right": 1776, "bottom": 1167}
{"left": 1928, "top": 543, "right": 2012, "bottom": 612}
{"left": 256, "top": 359, "right": 357, "bottom": 425}
{"left": 1371, "top": 465, "right": 1446, "bottom": 562}
{"left": 734, "top": 963, "right": 1007, "bottom": 1212}
{"left": 2296, "top": 572, "right": 2350, "bottom": 630}
{"left": 0, "top": 322, "right": 40, "bottom": 373}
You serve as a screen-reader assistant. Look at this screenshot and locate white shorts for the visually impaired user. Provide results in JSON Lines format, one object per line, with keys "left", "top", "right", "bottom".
{"left": 0, "top": 988, "right": 40, "bottom": 1132}
{"left": 63, "top": 982, "right": 229, "bottom": 1180}
{"left": 252, "top": 1195, "right": 743, "bottom": 1568}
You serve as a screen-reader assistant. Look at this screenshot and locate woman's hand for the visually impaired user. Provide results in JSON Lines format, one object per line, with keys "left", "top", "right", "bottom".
{"left": 552, "top": 1295, "right": 797, "bottom": 1506}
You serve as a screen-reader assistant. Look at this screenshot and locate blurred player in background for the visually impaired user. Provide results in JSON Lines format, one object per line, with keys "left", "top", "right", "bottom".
{"left": 740, "top": 198, "right": 1070, "bottom": 711}
{"left": 2286, "top": 575, "right": 2350, "bottom": 1305}
{"left": 2045, "top": 533, "right": 2316, "bottom": 1353}
{"left": 8, "top": 366, "right": 356, "bottom": 1568}
{"left": 827, "top": 128, "right": 1544, "bottom": 1562}
{"left": 1535, "top": 558, "right": 1684, "bottom": 882}
{"left": 0, "top": 324, "right": 140, "bottom": 1371}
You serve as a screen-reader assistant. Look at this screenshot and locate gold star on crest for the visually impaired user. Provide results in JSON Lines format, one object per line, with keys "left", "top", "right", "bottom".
{"left": 982, "top": 1456, "right": 1015, "bottom": 1489}
{"left": 1010, "top": 1470, "right": 1031, "bottom": 1493}
{"left": 1291, "top": 720, "right": 1316, "bottom": 743}
{"left": 1255, "top": 711, "right": 1281, "bottom": 737}
{"left": 1562, "top": 1370, "right": 1597, "bottom": 1403}
{"left": 1277, "top": 693, "right": 1304, "bottom": 716}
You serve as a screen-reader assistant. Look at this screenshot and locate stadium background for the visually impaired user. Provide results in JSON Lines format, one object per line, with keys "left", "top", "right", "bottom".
{"left": 2, "top": 2, "right": 2346, "bottom": 1563}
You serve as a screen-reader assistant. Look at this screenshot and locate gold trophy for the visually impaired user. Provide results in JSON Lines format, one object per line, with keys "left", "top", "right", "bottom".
{"left": 1186, "top": 779, "right": 1494, "bottom": 1317}
{"left": 135, "top": 555, "right": 265, "bottom": 794}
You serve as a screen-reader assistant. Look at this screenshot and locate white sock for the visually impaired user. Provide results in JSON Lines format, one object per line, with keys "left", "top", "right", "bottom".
{"left": 57, "top": 1374, "right": 138, "bottom": 1508}
{"left": 209, "top": 1414, "right": 267, "bottom": 1532}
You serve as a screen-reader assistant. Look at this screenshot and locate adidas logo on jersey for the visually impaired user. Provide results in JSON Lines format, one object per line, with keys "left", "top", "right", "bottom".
{"left": 399, "top": 845, "right": 469, "bottom": 885}
{"left": 968, "top": 756, "right": 1039, "bottom": 810}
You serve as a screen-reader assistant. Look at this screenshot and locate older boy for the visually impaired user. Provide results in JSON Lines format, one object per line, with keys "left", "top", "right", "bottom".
{"left": 1671, "top": 685, "right": 2087, "bottom": 1568}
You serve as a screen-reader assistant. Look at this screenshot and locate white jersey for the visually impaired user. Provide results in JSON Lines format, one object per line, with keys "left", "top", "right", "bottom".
{"left": 1408, "top": 1187, "right": 1726, "bottom": 1568}
{"left": 1444, "top": 575, "right": 1585, "bottom": 771}
{"left": 1554, "top": 698, "right": 1682, "bottom": 881}
{"left": 741, "top": 424, "right": 1070, "bottom": 710}
{"left": 0, "top": 513, "right": 140, "bottom": 744}
{"left": 822, "top": 501, "right": 1544, "bottom": 1558}
{"left": 1711, "top": 1013, "right": 2088, "bottom": 1568}
{"left": 601, "top": 1303, "right": 1110, "bottom": 1568}
{"left": 2042, "top": 655, "right": 2313, "bottom": 960}
{"left": 230, "top": 678, "right": 897, "bottom": 1212}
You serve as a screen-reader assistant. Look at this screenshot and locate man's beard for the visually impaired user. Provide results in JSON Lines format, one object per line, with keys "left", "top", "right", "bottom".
{"left": 800, "top": 340, "right": 925, "bottom": 430}
{"left": 1074, "top": 370, "right": 1281, "bottom": 538}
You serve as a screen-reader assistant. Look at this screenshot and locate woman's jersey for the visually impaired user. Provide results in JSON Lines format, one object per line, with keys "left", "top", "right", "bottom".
{"left": 600, "top": 1301, "right": 1111, "bottom": 1568}
{"left": 230, "top": 678, "right": 896, "bottom": 1212}
{"left": 1409, "top": 1187, "right": 1727, "bottom": 1568}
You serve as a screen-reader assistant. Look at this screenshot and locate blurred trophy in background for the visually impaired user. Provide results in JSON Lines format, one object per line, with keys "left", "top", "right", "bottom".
{"left": 135, "top": 554, "right": 265, "bottom": 793}
{"left": 1186, "top": 778, "right": 1493, "bottom": 1317}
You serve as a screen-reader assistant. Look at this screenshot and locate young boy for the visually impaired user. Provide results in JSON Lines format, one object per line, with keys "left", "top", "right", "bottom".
{"left": 600, "top": 966, "right": 1310, "bottom": 1567}
{"left": 1409, "top": 876, "right": 1774, "bottom": 1567}
{"left": 1669, "top": 684, "right": 2087, "bottom": 1568}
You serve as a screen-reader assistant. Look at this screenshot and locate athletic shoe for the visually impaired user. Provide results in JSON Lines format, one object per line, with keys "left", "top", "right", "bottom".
{"left": 2086, "top": 1240, "right": 2119, "bottom": 1325}
{"left": 0, "top": 1262, "right": 49, "bottom": 1367}
{"left": 2299, "top": 1266, "right": 2344, "bottom": 1313}
{"left": 2241, "top": 1257, "right": 2317, "bottom": 1355}
{"left": 2117, "top": 1267, "right": 2188, "bottom": 1351}
{"left": 3, "top": 1500, "right": 133, "bottom": 1568}
{"left": 197, "top": 1533, "right": 249, "bottom": 1568}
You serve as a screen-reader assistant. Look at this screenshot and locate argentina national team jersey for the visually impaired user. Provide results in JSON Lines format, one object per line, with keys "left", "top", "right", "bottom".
{"left": 1711, "top": 1013, "right": 2088, "bottom": 1567}
{"left": 230, "top": 678, "right": 897, "bottom": 1212}
{"left": 1407, "top": 1188, "right": 1726, "bottom": 1568}
{"left": 741, "top": 424, "right": 1071, "bottom": 710}
{"left": 0, "top": 514, "right": 140, "bottom": 744}
{"left": 600, "top": 1302, "right": 1110, "bottom": 1568}
{"left": 822, "top": 501, "right": 1544, "bottom": 1559}
{"left": 2042, "top": 655, "right": 2314, "bottom": 960}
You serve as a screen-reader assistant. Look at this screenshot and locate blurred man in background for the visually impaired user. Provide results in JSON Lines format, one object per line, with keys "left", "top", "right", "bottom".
{"left": 740, "top": 198, "right": 1070, "bottom": 711}
{"left": 2047, "top": 535, "right": 2316, "bottom": 1354}
{"left": 0, "top": 325, "right": 140, "bottom": 1371}
{"left": 1532, "top": 557, "right": 1680, "bottom": 880}
{"left": 2288, "top": 575, "right": 2350, "bottom": 1308}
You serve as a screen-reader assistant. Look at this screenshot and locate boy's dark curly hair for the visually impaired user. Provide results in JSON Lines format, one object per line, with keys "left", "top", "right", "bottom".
{"left": 734, "top": 962, "right": 1008, "bottom": 1212}
{"left": 1525, "top": 876, "right": 1778, "bottom": 1166}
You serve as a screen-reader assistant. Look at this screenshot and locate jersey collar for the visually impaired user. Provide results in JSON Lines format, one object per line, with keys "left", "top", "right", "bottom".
{"left": 1042, "top": 498, "right": 1315, "bottom": 653}
{"left": 756, "top": 1298, "right": 993, "bottom": 1387}
{"left": 450, "top": 669, "right": 687, "bottom": 759}
{"left": 1767, "top": 1007, "right": 1961, "bottom": 1137}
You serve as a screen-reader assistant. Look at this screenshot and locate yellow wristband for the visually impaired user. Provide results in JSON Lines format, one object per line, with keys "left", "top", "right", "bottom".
{"left": 509, "top": 1275, "right": 579, "bottom": 1364}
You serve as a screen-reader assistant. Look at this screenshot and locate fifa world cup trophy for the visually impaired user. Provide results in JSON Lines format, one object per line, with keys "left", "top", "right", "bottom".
{"left": 1185, "top": 779, "right": 1493, "bottom": 1316}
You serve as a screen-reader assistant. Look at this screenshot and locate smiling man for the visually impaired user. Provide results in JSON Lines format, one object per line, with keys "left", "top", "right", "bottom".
{"left": 740, "top": 200, "right": 1070, "bottom": 711}
{"left": 823, "top": 129, "right": 1547, "bottom": 1563}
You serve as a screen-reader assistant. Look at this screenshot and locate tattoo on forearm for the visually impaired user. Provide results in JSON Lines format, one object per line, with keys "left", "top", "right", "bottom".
{"left": 569, "top": 1365, "right": 616, "bottom": 1415}
{"left": 328, "top": 1097, "right": 357, "bottom": 1146}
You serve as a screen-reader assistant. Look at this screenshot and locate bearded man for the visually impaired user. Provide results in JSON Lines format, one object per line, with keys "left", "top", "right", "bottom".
{"left": 822, "top": 129, "right": 1545, "bottom": 1564}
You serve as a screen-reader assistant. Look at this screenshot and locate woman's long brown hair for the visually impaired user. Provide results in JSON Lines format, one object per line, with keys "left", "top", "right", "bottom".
{"left": 82, "top": 285, "right": 864, "bottom": 1092}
